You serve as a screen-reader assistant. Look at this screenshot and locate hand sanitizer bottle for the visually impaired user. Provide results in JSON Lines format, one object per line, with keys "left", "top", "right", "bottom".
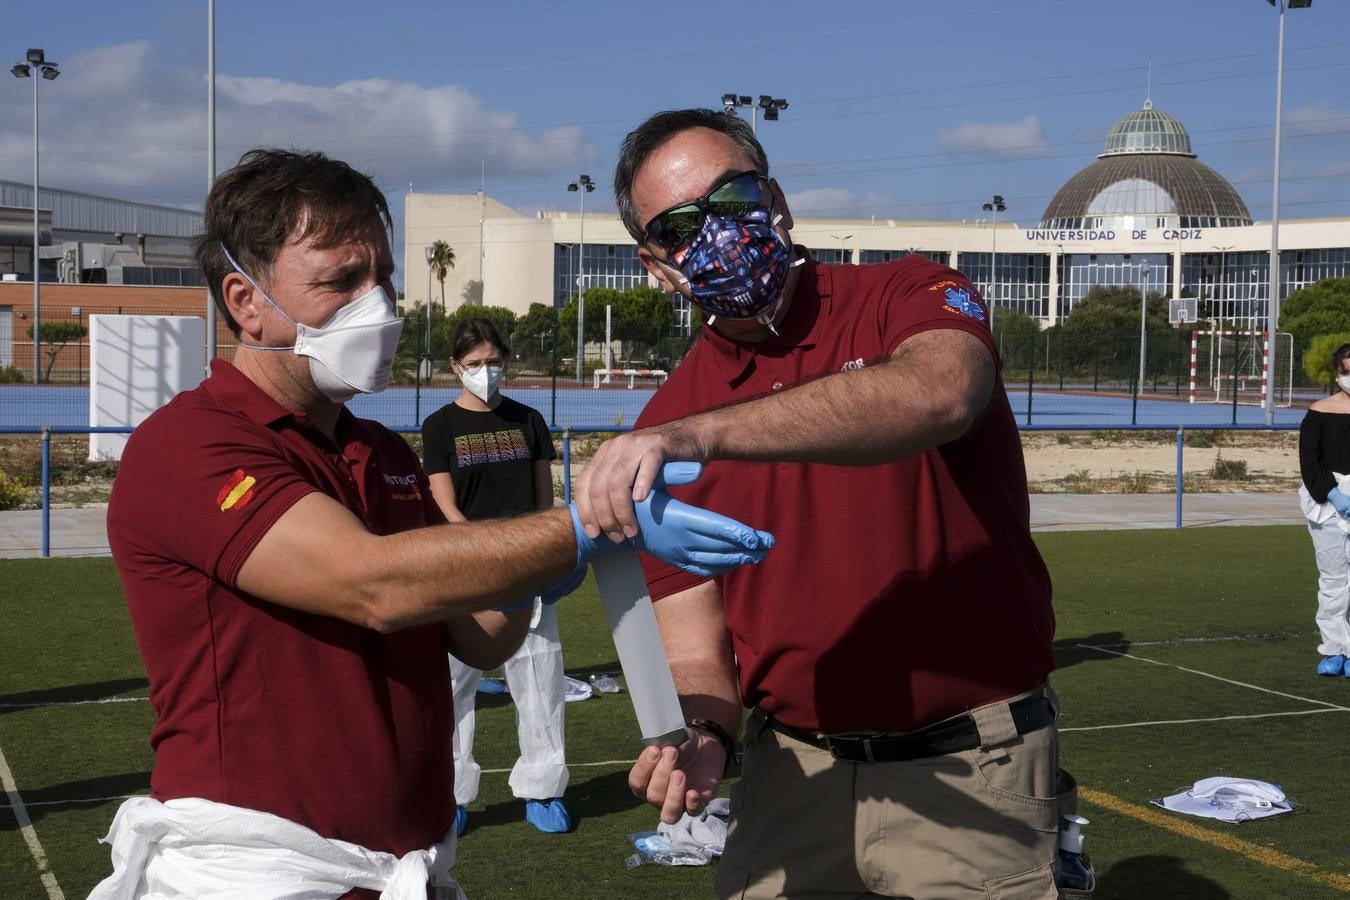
{"left": 1058, "top": 813, "right": 1093, "bottom": 891}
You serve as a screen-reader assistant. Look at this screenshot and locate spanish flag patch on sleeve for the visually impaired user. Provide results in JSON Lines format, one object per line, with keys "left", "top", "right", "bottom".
{"left": 216, "top": 468, "right": 257, "bottom": 511}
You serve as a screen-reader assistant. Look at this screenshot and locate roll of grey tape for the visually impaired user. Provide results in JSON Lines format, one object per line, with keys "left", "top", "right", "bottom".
{"left": 591, "top": 548, "right": 688, "bottom": 747}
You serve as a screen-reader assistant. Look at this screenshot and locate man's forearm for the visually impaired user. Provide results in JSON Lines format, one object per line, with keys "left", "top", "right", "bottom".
{"left": 360, "top": 508, "right": 577, "bottom": 631}
{"left": 676, "top": 329, "right": 994, "bottom": 467}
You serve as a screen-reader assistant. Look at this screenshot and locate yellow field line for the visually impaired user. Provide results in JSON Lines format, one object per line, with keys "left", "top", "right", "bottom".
{"left": 1080, "top": 787, "right": 1350, "bottom": 893}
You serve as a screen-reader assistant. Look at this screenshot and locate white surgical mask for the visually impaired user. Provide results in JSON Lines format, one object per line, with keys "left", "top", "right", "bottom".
{"left": 460, "top": 364, "right": 504, "bottom": 404}
{"left": 221, "top": 244, "right": 404, "bottom": 403}
{"left": 1338, "top": 374, "right": 1350, "bottom": 395}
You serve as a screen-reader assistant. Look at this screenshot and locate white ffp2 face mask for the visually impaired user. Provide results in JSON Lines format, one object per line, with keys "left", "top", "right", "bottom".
{"left": 1338, "top": 374, "right": 1350, "bottom": 395}
{"left": 221, "top": 245, "right": 404, "bottom": 403}
{"left": 460, "top": 364, "right": 504, "bottom": 404}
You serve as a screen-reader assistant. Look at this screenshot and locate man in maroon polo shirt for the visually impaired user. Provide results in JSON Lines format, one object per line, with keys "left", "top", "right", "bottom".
{"left": 574, "top": 110, "right": 1059, "bottom": 898}
{"left": 98, "top": 149, "right": 770, "bottom": 898}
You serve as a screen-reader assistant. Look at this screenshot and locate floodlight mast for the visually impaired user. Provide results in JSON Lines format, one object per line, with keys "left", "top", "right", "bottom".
{"left": 1263, "top": 0, "right": 1313, "bottom": 422}
{"left": 567, "top": 175, "right": 595, "bottom": 383}
{"left": 721, "top": 93, "right": 788, "bottom": 136}
{"left": 981, "top": 195, "right": 1006, "bottom": 329}
{"left": 11, "top": 47, "right": 59, "bottom": 384}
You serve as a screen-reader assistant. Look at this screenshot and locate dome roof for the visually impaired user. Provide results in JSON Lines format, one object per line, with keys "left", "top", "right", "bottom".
{"left": 1040, "top": 102, "right": 1252, "bottom": 229}
{"left": 1101, "top": 101, "right": 1194, "bottom": 157}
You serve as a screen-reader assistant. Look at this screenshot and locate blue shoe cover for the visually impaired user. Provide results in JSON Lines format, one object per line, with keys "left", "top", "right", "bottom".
{"left": 455, "top": 805, "right": 469, "bottom": 837}
{"left": 1317, "top": 654, "right": 1345, "bottom": 676}
{"left": 525, "top": 798, "right": 572, "bottom": 833}
{"left": 477, "top": 677, "right": 509, "bottom": 695}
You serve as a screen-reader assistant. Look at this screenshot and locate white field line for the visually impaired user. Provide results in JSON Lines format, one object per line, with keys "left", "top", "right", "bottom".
{"left": 0, "top": 696, "right": 146, "bottom": 710}
{"left": 1060, "top": 706, "right": 1347, "bottom": 732}
{"left": 1073, "top": 642, "right": 1350, "bottom": 711}
{"left": 10, "top": 639, "right": 1345, "bottom": 817}
{"left": 0, "top": 743, "right": 65, "bottom": 900}
{"left": 1060, "top": 630, "right": 1315, "bottom": 649}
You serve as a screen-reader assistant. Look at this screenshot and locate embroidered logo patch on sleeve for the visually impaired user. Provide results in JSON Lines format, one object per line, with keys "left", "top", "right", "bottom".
{"left": 942, "top": 286, "right": 986, "bottom": 322}
{"left": 216, "top": 468, "right": 257, "bottom": 511}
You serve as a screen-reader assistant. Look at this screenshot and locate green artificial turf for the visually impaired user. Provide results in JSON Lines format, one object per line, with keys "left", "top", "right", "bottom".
{"left": 3, "top": 525, "right": 1350, "bottom": 899}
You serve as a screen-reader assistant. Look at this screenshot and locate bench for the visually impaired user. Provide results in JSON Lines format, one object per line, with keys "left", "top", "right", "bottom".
{"left": 592, "top": 368, "right": 669, "bottom": 389}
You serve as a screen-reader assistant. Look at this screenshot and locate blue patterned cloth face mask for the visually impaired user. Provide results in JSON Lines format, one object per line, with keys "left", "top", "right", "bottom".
{"left": 670, "top": 207, "right": 803, "bottom": 331}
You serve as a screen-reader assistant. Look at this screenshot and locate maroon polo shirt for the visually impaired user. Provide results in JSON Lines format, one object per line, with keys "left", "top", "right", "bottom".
{"left": 637, "top": 255, "right": 1055, "bottom": 733}
{"left": 107, "top": 360, "right": 454, "bottom": 855}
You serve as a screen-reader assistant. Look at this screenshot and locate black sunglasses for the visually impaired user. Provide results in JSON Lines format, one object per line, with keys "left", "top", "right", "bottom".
{"left": 643, "top": 170, "right": 771, "bottom": 253}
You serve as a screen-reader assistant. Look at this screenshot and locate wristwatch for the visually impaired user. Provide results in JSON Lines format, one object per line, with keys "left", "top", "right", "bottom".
{"left": 689, "top": 718, "right": 738, "bottom": 775}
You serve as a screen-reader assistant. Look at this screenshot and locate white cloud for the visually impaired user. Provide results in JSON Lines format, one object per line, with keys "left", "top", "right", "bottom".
{"left": 0, "top": 41, "right": 590, "bottom": 209}
{"left": 784, "top": 187, "right": 892, "bottom": 218}
{"left": 938, "top": 115, "right": 1049, "bottom": 158}
{"left": 1285, "top": 103, "right": 1350, "bottom": 137}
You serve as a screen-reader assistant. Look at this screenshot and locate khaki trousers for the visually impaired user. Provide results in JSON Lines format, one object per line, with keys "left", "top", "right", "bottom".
{"left": 715, "top": 687, "right": 1060, "bottom": 899}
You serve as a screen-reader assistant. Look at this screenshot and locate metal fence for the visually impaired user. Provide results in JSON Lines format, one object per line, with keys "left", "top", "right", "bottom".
{"left": 0, "top": 421, "right": 1302, "bottom": 557}
{"left": 0, "top": 310, "right": 1321, "bottom": 432}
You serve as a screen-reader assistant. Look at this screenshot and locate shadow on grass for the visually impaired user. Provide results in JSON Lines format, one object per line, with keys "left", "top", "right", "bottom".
{"left": 1054, "top": 632, "right": 1130, "bottom": 670}
{"left": 0, "top": 677, "right": 148, "bottom": 713}
{"left": 0, "top": 771, "right": 149, "bottom": 828}
{"left": 1096, "top": 854, "right": 1229, "bottom": 898}
{"left": 471, "top": 768, "right": 640, "bottom": 833}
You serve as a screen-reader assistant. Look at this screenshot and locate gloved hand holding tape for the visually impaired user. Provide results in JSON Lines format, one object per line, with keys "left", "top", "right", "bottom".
{"left": 557, "top": 461, "right": 773, "bottom": 745}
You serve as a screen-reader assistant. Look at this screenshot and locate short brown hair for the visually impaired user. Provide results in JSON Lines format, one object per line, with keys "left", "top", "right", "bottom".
{"left": 613, "top": 109, "right": 769, "bottom": 243}
{"left": 195, "top": 149, "right": 392, "bottom": 336}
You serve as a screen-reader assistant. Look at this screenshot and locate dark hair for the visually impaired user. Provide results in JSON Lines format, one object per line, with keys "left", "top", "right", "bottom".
{"left": 613, "top": 109, "right": 769, "bottom": 242}
{"left": 194, "top": 148, "right": 392, "bottom": 337}
{"left": 451, "top": 317, "right": 510, "bottom": 362}
{"left": 1332, "top": 343, "right": 1350, "bottom": 376}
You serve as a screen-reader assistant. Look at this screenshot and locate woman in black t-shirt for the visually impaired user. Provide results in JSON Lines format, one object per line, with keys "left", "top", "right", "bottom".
{"left": 1297, "top": 342, "right": 1350, "bottom": 677}
{"left": 421, "top": 318, "right": 572, "bottom": 835}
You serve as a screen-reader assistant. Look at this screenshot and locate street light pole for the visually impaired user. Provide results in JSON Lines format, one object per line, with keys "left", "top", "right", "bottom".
{"left": 206, "top": 1, "right": 216, "bottom": 372}
{"left": 424, "top": 245, "right": 435, "bottom": 382}
{"left": 1212, "top": 245, "right": 1233, "bottom": 327}
{"left": 1264, "top": 0, "right": 1312, "bottom": 422}
{"left": 1138, "top": 260, "right": 1151, "bottom": 391}
{"left": 829, "top": 234, "right": 853, "bottom": 264}
{"left": 567, "top": 175, "right": 594, "bottom": 383}
{"left": 981, "top": 195, "right": 1006, "bottom": 329}
{"left": 12, "top": 49, "right": 59, "bottom": 384}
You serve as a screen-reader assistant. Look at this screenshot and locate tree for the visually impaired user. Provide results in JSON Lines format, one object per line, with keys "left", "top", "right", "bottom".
{"left": 512, "top": 303, "right": 560, "bottom": 371}
{"left": 1057, "top": 285, "right": 1174, "bottom": 379}
{"left": 26, "top": 320, "right": 87, "bottom": 381}
{"left": 1302, "top": 332, "right": 1350, "bottom": 389}
{"left": 429, "top": 240, "right": 455, "bottom": 311}
{"left": 433, "top": 305, "right": 517, "bottom": 362}
{"left": 1279, "top": 277, "right": 1350, "bottom": 356}
{"left": 558, "top": 285, "right": 678, "bottom": 368}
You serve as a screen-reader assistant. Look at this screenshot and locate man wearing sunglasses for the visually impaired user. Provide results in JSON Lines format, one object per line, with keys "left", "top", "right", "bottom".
{"left": 574, "top": 110, "right": 1058, "bottom": 898}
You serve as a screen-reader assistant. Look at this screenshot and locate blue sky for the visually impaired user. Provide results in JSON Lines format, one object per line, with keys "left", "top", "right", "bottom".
{"left": 2, "top": 0, "right": 1347, "bottom": 290}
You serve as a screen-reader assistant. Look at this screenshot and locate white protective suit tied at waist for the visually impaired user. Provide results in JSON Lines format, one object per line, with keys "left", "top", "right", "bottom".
{"left": 1299, "top": 472, "right": 1350, "bottom": 533}
{"left": 88, "top": 796, "right": 466, "bottom": 900}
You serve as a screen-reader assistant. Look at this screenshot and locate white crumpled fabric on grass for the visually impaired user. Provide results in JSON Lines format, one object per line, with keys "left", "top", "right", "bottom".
{"left": 1151, "top": 776, "right": 1293, "bottom": 824}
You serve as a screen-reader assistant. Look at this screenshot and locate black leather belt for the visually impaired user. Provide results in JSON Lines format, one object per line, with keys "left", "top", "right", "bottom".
{"left": 764, "top": 694, "right": 1056, "bottom": 763}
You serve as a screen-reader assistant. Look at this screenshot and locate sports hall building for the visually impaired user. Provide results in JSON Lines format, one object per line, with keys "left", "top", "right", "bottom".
{"left": 405, "top": 102, "right": 1350, "bottom": 335}
{"left": 0, "top": 181, "right": 204, "bottom": 373}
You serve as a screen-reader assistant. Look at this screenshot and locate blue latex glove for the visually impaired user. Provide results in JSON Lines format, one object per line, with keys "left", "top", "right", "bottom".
{"left": 538, "top": 565, "right": 588, "bottom": 607}
{"left": 505, "top": 550, "right": 590, "bottom": 611}
{"left": 1329, "top": 487, "right": 1350, "bottom": 518}
{"left": 570, "top": 461, "right": 775, "bottom": 578}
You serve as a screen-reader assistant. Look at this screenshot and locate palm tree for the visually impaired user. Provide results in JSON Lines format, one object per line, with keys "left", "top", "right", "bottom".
{"left": 429, "top": 240, "right": 456, "bottom": 311}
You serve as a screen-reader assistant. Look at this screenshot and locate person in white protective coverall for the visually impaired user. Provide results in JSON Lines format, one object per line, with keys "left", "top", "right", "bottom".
{"left": 1298, "top": 341, "right": 1350, "bottom": 678}
{"left": 421, "top": 316, "right": 572, "bottom": 834}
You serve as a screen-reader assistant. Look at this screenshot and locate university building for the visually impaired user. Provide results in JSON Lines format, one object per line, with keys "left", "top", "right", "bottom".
{"left": 405, "top": 102, "right": 1350, "bottom": 336}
